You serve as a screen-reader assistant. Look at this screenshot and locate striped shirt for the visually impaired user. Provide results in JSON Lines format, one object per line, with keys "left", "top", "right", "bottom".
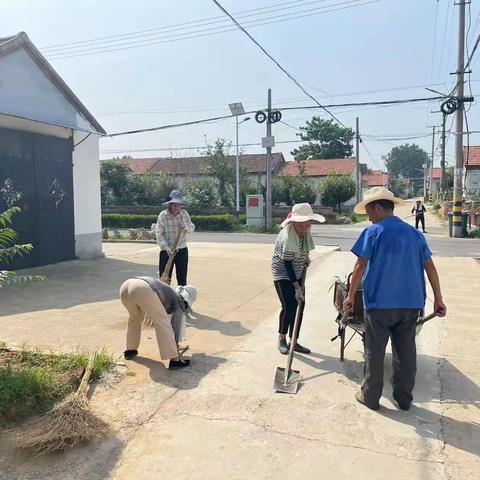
{"left": 156, "top": 209, "right": 195, "bottom": 251}
{"left": 271, "top": 234, "right": 308, "bottom": 282}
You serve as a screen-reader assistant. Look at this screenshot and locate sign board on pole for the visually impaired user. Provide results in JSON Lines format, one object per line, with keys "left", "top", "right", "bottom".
{"left": 262, "top": 136, "right": 275, "bottom": 148}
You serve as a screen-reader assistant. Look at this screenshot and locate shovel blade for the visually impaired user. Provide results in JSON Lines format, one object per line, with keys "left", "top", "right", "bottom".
{"left": 273, "top": 367, "right": 301, "bottom": 394}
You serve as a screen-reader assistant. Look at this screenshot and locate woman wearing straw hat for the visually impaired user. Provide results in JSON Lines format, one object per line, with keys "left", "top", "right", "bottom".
{"left": 156, "top": 190, "right": 195, "bottom": 285}
{"left": 344, "top": 187, "right": 446, "bottom": 411}
{"left": 120, "top": 276, "right": 197, "bottom": 369}
{"left": 272, "top": 203, "right": 325, "bottom": 355}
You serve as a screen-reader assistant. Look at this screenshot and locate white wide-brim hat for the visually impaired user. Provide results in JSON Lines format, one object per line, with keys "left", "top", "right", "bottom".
{"left": 176, "top": 285, "right": 197, "bottom": 308}
{"left": 281, "top": 203, "right": 326, "bottom": 228}
{"left": 163, "top": 190, "right": 186, "bottom": 206}
{"left": 354, "top": 187, "right": 405, "bottom": 214}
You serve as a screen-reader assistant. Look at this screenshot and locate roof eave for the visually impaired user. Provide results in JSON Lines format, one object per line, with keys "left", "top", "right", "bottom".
{"left": 0, "top": 32, "right": 106, "bottom": 135}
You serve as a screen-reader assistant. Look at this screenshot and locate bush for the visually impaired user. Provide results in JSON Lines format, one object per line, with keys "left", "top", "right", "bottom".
{"left": 102, "top": 213, "right": 246, "bottom": 232}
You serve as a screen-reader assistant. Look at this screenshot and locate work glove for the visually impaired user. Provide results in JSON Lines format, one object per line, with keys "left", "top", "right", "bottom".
{"left": 295, "top": 287, "right": 305, "bottom": 303}
{"left": 164, "top": 246, "right": 172, "bottom": 256}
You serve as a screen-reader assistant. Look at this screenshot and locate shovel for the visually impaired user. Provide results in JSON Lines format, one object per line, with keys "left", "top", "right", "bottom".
{"left": 274, "top": 274, "right": 306, "bottom": 394}
{"left": 415, "top": 311, "right": 438, "bottom": 335}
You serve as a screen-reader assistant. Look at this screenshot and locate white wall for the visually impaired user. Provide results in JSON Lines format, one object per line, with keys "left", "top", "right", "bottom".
{"left": 466, "top": 170, "right": 480, "bottom": 194}
{"left": 0, "top": 48, "right": 92, "bottom": 131}
{"left": 73, "top": 131, "right": 103, "bottom": 259}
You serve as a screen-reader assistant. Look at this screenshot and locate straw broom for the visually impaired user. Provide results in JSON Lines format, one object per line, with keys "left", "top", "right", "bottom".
{"left": 15, "top": 352, "right": 110, "bottom": 456}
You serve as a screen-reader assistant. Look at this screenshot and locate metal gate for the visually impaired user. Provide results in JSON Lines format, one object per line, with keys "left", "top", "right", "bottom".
{"left": 0, "top": 127, "right": 75, "bottom": 269}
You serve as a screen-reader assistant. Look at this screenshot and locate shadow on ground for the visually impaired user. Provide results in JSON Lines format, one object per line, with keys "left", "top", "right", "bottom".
{"left": 0, "top": 435, "right": 124, "bottom": 480}
{"left": 296, "top": 350, "right": 480, "bottom": 459}
{"left": 132, "top": 353, "right": 227, "bottom": 390}
{"left": 188, "top": 312, "right": 252, "bottom": 337}
{"left": 0, "top": 256, "right": 159, "bottom": 316}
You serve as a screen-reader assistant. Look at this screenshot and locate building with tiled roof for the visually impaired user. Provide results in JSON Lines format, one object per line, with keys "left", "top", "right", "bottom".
{"left": 106, "top": 153, "right": 286, "bottom": 189}
{"left": 464, "top": 146, "right": 480, "bottom": 194}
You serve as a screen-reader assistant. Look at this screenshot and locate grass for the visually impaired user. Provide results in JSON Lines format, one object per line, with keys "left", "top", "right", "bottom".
{"left": 468, "top": 228, "right": 480, "bottom": 238}
{"left": 0, "top": 347, "right": 114, "bottom": 423}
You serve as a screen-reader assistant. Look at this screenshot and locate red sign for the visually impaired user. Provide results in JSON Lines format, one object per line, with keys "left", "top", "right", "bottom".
{"left": 248, "top": 198, "right": 259, "bottom": 207}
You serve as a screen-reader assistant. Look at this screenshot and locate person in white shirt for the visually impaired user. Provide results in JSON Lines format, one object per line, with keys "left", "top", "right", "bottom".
{"left": 156, "top": 190, "right": 195, "bottom": 285}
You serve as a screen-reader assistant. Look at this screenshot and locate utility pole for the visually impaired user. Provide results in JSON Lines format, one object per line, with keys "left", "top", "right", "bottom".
{"left": 440, "top": 113, "right": 447, "bottom": 196}
{"left": 265, "top": 88, "right": 273, "bottom": 229}
{"left": 427, "top": 126, "right": 436, "bottom": 201}
{"left": 452, "top": 0, "right": 466, "bottom": 237}
{"left": 355, "top": 117, "right": 361, "bottom": 203}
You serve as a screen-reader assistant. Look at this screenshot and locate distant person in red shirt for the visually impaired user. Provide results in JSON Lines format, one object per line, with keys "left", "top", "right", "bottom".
{"left": 412, "top": 200, "right": 427, "bottom": 233}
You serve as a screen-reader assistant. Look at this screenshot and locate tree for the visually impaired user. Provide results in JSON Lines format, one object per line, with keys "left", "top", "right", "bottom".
{"left": 0, "top": 207, "right": 45, "bottom": 288}
{"left": 385, "top": 144, "right": 428, "bottom": 193}
{"left": 320, "top": 173, "right": 356, "bottom": 213}
{"left": 130, "top": 173, "right": 178, "bottom": 205}
{"left": 291, "top": 117, "right": 354, "bottom": 160}
{"left": 272, "top": 162, "right": 318, "bottom": 206}
{"left": 201, "top": 139, "right": 235, "bottom": 207}
{"left": 100, "top": 160, "right": 134, "bottom": 205}
{"left": 184, "top": 178, "right": 219, "bottom": 210}
{"left": 272, "top": 177, "right": 289, "bottom": 206}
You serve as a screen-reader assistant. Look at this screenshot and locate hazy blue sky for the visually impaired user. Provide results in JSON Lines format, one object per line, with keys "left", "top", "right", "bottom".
{"left": 2, "top": 0, "right": 480, "bottom": 171}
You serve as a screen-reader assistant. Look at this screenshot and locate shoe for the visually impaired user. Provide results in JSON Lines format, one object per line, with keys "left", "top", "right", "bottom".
{"left": 278, "top": 338, "right": 289, "bottom": 355}
{"left": 292, "top": 342, "right": 311, "bottom": 354}
{"left": 169, "top": 358, "right": 191, "bottom": 369}
{"left": 393, "top": 393, "right": 412, "bottom": 411}
{"left": 355, "top": 391, "right": 380, "bottom": 411}
{"left": 123, "top": 349, "right": 138, "bottom": 360}
{"left": 423, "top": 230, "right": 427, "bottom": 233}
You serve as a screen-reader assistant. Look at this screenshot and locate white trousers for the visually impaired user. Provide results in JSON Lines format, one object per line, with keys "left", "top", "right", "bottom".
{"left": 119, "top": 278, "right": 178, "bottom": 360}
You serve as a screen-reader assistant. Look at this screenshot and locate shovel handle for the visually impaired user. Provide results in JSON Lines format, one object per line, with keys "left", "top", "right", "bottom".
{"left": 284, "top": 268, "right": 307, "bottom": 384}
{"left": 416, "top": 312, "right": 437, "bottom": 326}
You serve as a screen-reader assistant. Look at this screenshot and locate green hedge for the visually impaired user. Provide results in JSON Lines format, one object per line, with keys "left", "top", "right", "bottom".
{"left": 102, "top": 213, "right": 246, "bottom": 232}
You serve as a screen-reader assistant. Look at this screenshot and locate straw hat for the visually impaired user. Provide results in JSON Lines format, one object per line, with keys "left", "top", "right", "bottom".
{"left": 176, "top": 285, "right": 197, "bottom": 308}
{"left": 354, "top": 187, "right": 405, "bottom": 214}
{"left": 163, "top": 190, "right": 186, "bottom": 206}
{"left": 281, "top": 203, "right": 326, "bottom": 228}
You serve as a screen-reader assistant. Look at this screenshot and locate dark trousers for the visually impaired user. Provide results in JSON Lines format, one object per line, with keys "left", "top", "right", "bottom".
{"left": 415, "top": 214, "right": 426, "bottom": 231}
{"left": 274, "top": 278, "right": 305, "bottom": 338}
{"left": 362, "top": 309, "right": 419, "bottom": 408}
{"left": 159, "top": 247, "right": 188, "bottom": 286}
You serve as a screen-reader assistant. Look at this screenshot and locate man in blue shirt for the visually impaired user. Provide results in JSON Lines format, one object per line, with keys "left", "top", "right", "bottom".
{"left": 344, "top": 187, "right": 446, "bottom": 411}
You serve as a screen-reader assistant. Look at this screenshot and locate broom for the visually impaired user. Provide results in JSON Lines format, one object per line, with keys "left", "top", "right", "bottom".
{"left": 143, "top": 227, "right": 184, "bottom": 328}
{"left": 15, "top": 352, "right": 110, "bottom": 456}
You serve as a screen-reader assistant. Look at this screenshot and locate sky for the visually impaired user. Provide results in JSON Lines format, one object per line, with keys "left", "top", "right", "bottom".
{"left": 2, "top": 0, "right": 480, "bottom": 173}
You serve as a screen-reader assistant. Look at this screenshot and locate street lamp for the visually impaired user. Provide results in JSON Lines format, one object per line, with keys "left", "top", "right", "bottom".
{"left": 229, "top": 102, "right": 251, "bottom": 217}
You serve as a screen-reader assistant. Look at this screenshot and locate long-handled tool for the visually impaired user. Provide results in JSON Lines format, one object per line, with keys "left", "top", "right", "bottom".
{"left": 274, "top": 270, "right": 307, "bottom": 394}
{"left": 160, "top": 227, "right": 184, "bottom": 285}
{"left": 415, "top": 311, "right": 438, "bottom": 335}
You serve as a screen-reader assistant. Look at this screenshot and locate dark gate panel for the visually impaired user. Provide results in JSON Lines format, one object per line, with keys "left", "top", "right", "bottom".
{"left": 0, "top": 129, "right": 37, "bottom": 269}
{"left": 33, "top": 134, "right": 75, "bottom": 266}
{"left": 0, "top": 127, "right": 75, "bottom": 269}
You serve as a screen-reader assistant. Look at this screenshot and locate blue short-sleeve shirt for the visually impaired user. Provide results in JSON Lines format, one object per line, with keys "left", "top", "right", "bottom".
{"left": 351, "top": 216, "right": 432, "bottom": 310}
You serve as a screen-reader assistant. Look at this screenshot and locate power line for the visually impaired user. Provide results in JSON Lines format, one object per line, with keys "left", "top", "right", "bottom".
{"left": 45, "top": 0, "right": 377, "bottom": 60}
{"left": 96, "top": 80, "right": 471, "bottom": 117}
{"left": 430, "top": 0, "right": 440, "bottom": 83}
{"left": 107, "top": 95, "right": 443, "bottom": 137}
{"left": 42, "top": 0, "right": 324, "bottom": 51}
{"left": 212, "top": 0, "right": 374, "bottom": 127}
{"left": 100, "top": 139, "right": 303, "bottom": 154}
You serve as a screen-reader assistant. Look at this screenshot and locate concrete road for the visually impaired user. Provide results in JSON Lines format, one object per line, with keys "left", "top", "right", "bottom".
{"left": 187, "top": 201, "right": 480, "bottom": 258}
{"left": 1, "top": 219, "right": 479, "bottom": 479}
